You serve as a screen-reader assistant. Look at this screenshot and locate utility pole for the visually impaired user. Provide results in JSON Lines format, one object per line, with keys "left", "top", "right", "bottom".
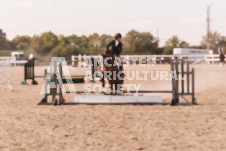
{"left": 156, "top": 28, "right": 159, "bottom": 42}
{"left": 207, "top": 5, "right": 211, "bottom": 50}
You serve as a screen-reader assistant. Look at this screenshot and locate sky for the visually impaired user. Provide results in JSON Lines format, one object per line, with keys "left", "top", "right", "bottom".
{"left": 0, "top": 0, "right": 226, "bottom": 46}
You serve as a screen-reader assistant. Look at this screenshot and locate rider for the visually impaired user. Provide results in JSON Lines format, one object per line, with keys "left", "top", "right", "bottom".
{"left": 106, "top": 33, "right": 123, "bottom": 71}
{"left": 219, "top": 47, "right": 225, "bottom": 66}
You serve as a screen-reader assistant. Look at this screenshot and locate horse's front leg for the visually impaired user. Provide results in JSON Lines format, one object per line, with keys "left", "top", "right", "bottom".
{"left": 100, "top": 71, "right": 105, "bottom": 87}
{"left": 109, "top": 83, "right": 114, "bottom": 94}
{"left": 114, "top": 83, "right": 117, "bottom": 93}
{"left": 101, "top": 64, "right": 107, "bottom": 87}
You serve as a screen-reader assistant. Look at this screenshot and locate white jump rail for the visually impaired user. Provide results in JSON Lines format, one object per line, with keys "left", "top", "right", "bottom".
{"left": 71, "top": 54, "right": 224, "bottom": 66}
{"left": 72, "top": 54, "right": 102, "bottom": 68}
{"left": 0, "top": 56, "right": 27, "bottom": 66}
{"left": 204, "top": 54, "right": 226, "bottom": 65}
{"left": 13, "top": 60, "right": 27, "bottom": 65}
{"left": 74, "top": 95, "right": 163, "bottom": 104}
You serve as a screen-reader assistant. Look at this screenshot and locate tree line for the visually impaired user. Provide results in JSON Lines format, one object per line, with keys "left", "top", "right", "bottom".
{"left": 0, "top": 29, "right": 225, "bottom": 57}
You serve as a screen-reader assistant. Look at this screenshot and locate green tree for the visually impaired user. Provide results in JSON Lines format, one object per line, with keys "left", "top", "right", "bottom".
{"left": 0, "top": 29, "right": 7, "bottom": 50}
{"left": 164, "top": 35, "right": 189, "bottom": 54}
{"left": 89, "top": 33, "right": 101, "bottom": 50}
{"left": 12, "top": 36, "right": 31, "bottom": 49}
{"left": 123, "top": 30, "right": 139, "bottom": 51}
{"left": 165, "top": 35, "right": 180, "bottom": 47}
{"left": 58, "top": 35, "right": 70, "bottom": 45}
{"left": 31, "top": 31, "right": 58, "bottom": 55}
{"left": 68, "top": 35, "right": 80, "bottom": 47}
{"left": 51, "top": 44, "right": 80, "bottom": 57}
{"left": 100, "top": 34, "right": 113, "bottom": 47}
{"left": 67, "top": 35, "right": 89, "bottom": 48}
{"left": 218, "top": 37, "right": 226, "bottom": 51}
{"left": 134, "top": 32, "right": 158, "bottom": 53}
{"left": 123, "top": 30, "right": 159, "bottom": 54}
{"left": 201, "top": 31, "right": 226, "bottom": 53}
{"left": 80, "top": 35, "right": 89, "bottom": 48}
{"left": 179, "top": 40, "right": 189, "bottom": 48}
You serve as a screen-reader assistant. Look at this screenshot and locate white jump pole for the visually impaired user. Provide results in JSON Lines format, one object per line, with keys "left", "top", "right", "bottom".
{"left": 78, "top": 54, "right": 82, "bottom": 68}
{"left": 74, "top": 95, "right": 163, "bottom": 104}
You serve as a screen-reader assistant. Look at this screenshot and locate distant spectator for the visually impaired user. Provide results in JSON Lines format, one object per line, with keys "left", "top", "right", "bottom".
{"left": 218, "top": 48, "right": 225, "bottom": 66}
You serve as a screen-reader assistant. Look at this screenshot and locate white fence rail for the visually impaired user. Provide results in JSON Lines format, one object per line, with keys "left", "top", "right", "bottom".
{"left": 71, "top": 54, "right": 225, "bottom": 68}
{"left": 0, "top": 57, "right": 27, "bottom": 66}
{"left": 204, "top": 55, "right": 223, "bottom": 64}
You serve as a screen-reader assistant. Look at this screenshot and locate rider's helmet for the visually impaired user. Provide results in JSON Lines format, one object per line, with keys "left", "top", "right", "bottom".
{"left": 218, "top": 47, "right": 224, "bottom": 53}
{"left": 115, "top": 33, "right": 122, "bottom": 39}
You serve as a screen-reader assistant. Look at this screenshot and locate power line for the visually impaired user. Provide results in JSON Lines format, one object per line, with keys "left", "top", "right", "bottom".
{"left": 207, "top": 5, "right": 211, "bottom": 50}
{"left": 0, "top": 15, "right": 204, "bottom": 22}
{"left": 212, "top": 14, "right": 226, "bottom": 17}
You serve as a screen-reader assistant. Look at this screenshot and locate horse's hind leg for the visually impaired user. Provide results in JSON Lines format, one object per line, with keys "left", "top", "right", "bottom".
{"left": 109, "top": 83, "right": 114, "bottom": 94}
{"left": 114, "top": 83, "right": 117, "bottom": 93}
{"left": 100, "top": 71, "right": 105, "bottom": 87}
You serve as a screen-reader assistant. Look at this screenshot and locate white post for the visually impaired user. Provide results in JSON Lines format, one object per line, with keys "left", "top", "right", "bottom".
{"left": 152, "top": 56, "right": 156, "bottom": 65}
{"left": 71, "top": 55, "right": 75, "bottom": 67}
{"left": 78, "top": 54, "right": 82, "bottom": 68}
{"left": 98, "top": 55, "right": 102, "bottom": 72}
{"left": 0, "top": 57, "right": 13, "bottom": 90}
{"left": 83, "top": 54, "right": 87, "bottom": 68}
{"left": 161, "top": 57, "right": 164, "bottom": 65}
{"left": 13, "top": 57, "right": 16, "bottom": 66}
{"left": 212, "top": 55, "right": 214, "bottom": 65}
{"left": 126, "top": 55, "right": 130, "bottom": 65}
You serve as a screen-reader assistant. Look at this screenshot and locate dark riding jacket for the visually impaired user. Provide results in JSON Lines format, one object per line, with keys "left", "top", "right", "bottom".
{"left": 220, "top": 53, "right": 225, "bottom": 62}
{"left": 106, "top": 40, "right": 122, "bottom": 57}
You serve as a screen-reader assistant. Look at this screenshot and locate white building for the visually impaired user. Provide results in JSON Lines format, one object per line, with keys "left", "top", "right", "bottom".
{"left": 173, "top": 48, "right": 213, "bottom": 62}
{"left": 173, "top": 48, "right": 213, "bottom": 56}
{"left": 11, "top": 52, "right": 25, "bottom": 60}
{"left": 10, "top": 52, "right": 27, "bottom": 65}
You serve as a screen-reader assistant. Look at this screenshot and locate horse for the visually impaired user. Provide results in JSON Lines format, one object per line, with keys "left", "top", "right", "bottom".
{"left": 101, "top": 54, "right": 124, "bottom": 93}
